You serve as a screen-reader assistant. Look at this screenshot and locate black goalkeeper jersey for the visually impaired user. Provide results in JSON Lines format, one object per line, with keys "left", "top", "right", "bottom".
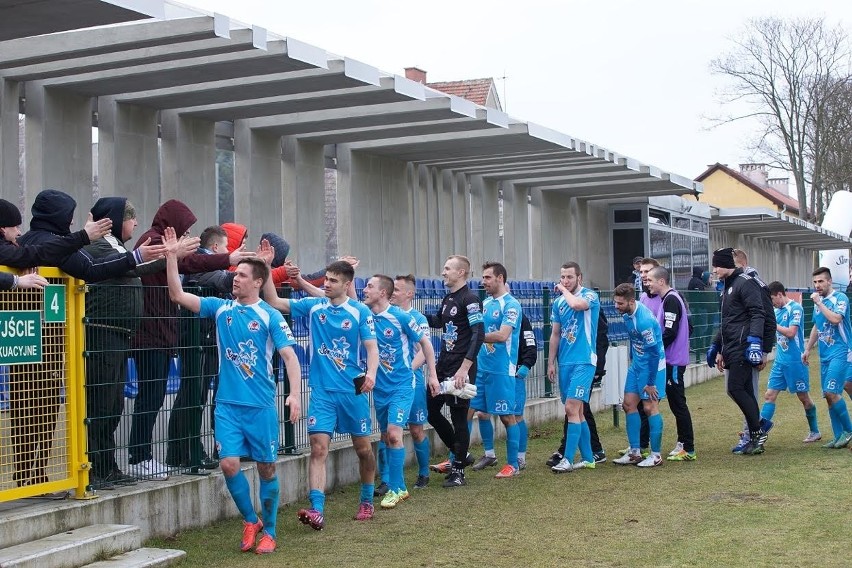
{"left": 427, "top": 285, "right": 484, "bottom": 379}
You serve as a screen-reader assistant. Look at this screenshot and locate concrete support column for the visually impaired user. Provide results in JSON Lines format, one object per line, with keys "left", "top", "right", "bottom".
{"left": 409, "top": 163, "right": 430, "bottom": 276}
{"left": 0, "top": 78, "right": 20, "bottom": 205}
{"left": 97, "top": 98, "right": 160, "bottom": 227}
{"left": 537, "top": 190, "right": 572, "bottom": 277}
{"left": 436, "top": 169, "right": 455, "bottom": 263}
{"left": 234, "top": 121, "right": 283, "bottom": 240}
{"left": 422, "top": 166, "right": 440, "bottom": 275}
{"left": 453, "top": 172, "right": 468, "bottom": 257}
{"left": 469, "top": 175, "right": 500, "bottom": 271}
{"left": 25, "top": 82, "right": 93, "bottom": 226}
{"left": 160, "top": 110, "right": 217, "bottom": 230}
{"left": 336, "top": 145, "right": 412, "bottom": 275}
{"left": 282, "top": 137, "right": 327, "bottom": 272}
{"left": 504, "top": 183, "right": 531, "bottom": 280}
{"left": 529, "top": 188, "right": 544, "bottom": 279}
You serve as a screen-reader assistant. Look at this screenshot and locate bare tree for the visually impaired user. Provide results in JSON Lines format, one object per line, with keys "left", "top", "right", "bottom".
{"left": 807, "top": 77, "right": 852, "bottom": 219}
{"left": 711, "top": 17, "right": 851, "bottom": 221}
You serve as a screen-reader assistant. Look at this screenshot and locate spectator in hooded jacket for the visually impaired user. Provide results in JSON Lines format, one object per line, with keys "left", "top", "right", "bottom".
{"left": 9, "top": 190, "right": 164, "bottom": 488}
{"left": 84, "top": 197, "right": 198, "bottom": 490}
{"left": 127, "top": 200, "right": 255, "bottom": 480}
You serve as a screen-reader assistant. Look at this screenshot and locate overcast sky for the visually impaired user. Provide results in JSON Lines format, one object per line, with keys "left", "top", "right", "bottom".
{"left": 186, "top": 0, "right": 852, "bottom": 184}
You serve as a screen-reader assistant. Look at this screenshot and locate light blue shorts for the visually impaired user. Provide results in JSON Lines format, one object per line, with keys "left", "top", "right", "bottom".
{"left": 374, "top": 385, "right": 415, "bottom": 432}
{"left": 407, "top": 374, "right": 428, "bottom": 425}
{"left": 307, "top": 388, "right": 371, "bottom": 437}
{"left": 214, "top": 402, "right": 279, "bottom": 463}
{"left": 625, "top": 365, "right": 667, "bottom": 401}
{"left": 513, "top": 377, "right": 526, "bottom": 416}
{"left": 471, "top": 372, "right": 515, "bottom": 415}
{"left": 558, "top": 364, "right": 595, "bottom": 403}
{"left": 767, "top": 361, "right": 809, "bottom": 393}
{"left": 820, "top": 357, "right": 846, "bottom": 394}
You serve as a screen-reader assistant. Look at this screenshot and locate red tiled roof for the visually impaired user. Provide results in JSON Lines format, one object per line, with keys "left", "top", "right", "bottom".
{"left": 695, "top": 162, "right": 803, "bottom": 215}
{"left": 426, "top": 78, "right": 496, "bottom": 107}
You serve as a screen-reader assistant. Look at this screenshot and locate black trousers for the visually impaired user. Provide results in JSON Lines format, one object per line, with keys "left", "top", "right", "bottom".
{"left": 85, "top": 327, "right": 129, "bottom": 477}
{"left": 725, "top": 360, "right": 761, "bottom": 434}
{"left": 665, "top": 364, "right": 695, "bottom": 452}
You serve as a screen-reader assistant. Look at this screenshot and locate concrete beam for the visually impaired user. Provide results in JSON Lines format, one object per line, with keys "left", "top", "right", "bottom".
{"left": 483, "top": 166, "right": 639, "bottom": 183}
{"left": 416, "top": 150, "right": 579, "bottom": 169}
{"left": 282, "top": 138, "right": 326, "bottom": 271}
{"left": 297, "top": 118, "right": 499, "bottom": 145}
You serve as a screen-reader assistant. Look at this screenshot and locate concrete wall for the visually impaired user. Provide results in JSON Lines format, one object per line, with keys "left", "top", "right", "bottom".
{"left": 711, "top": 227, "right": 816, "bottom": 288}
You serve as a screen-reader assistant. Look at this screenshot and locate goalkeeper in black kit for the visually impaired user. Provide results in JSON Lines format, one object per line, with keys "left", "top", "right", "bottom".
{"left": 426, "top": 255, "right": 484, "bottom": 487}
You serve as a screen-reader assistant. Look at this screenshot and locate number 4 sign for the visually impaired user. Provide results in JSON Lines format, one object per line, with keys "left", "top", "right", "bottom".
{"left": 44, "top": 284, "right": 66, "bottom": 323}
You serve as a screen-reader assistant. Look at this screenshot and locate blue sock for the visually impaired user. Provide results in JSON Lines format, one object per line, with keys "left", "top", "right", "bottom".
{"left": 448, "top": 451, "right": 455, "bottom": 462}
{"left": 831, "top": 398, "right": 852, "bottom": 432}
{"left": 224, "top": 471, "right": 257, "bottom": 523}
{"left": 805, "top": 405, "right": 819, "bottom": 433}
{"left": 626, "top": 411, "right": 640, "bottom": 450}
{"left": 309, "top": 489, "right": 325, "bottom": 513}
{"left": 578, "top": 421, "right": 593, "bottom": 462}
{"left": 360, "top": 482, "right": 374, "bottom": 503}
{"left": 760, "top": 401, "right": 776, "bottom": 421}
{"left": 564, "top": 422, "right": 581, "bottom": 464}
{"left": 259, "top": 477, "right": 279, "bottom": 539}
{"left": 389, "top": 446, "right": 406, "bottom": 492}
{"left": 828, "top": 403, "right": 842, "bottom": 438}
{"left": 377, "top": 440, "right": 389, "bottom": 484}
{"left": 467, "top": 420, "right": 474, "bottom": 440}
{"left": 517, "top": 419, "right": 528, "bottom": 453}
{"left": 413, "top": 438, "right": 430, "bottom": 477}
{"left": 479, "top": 417, "right": 494, "bottom": 452}
{"left": 505, "top": 423, "right": 519, "bottom": 469}
{"left": 648, "top": 413, "right": 663, "bottom": 453}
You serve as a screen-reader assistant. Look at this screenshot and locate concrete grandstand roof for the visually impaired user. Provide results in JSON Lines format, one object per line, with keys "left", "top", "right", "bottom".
{"left": 711, "top": 207, "right": 852, "bottom": 250}
{"left": 0, "top": 1, "right": 702, "bottom": 200}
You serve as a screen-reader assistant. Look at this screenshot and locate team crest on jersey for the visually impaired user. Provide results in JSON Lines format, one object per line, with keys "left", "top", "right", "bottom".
{"left": 443, "top": 321, "right": 458, "bottom": 351}
{"left": 226, "top": 315, "right": 233, "bottom": 326}
{"left": 450, "top": 306, "right": 458, "bottom": 316}
{"left": 308, "top": 415, "right": 316, "bottom": 427}
{"left": 379, "top": 345, "right": 397, "bottom": 372}
{"left": 224, "top": 339, "right": 259, "bottom": 379}
{"left": 491, "top": 309, "right": 500, "bottom": 319}
{"left": 319, "top": 313, "right": 327, "bottom": 324}
{"left": 248, "top": 320, "right": 260, "bottom": 332}
{"left": 318, "top": 337, "right": 350, "bottom": 370}
{"left": 383, "top": 328, "right": 394, "bottom": 338}
{"left": 342, "top": 319, "right": 352, "bottom": 330}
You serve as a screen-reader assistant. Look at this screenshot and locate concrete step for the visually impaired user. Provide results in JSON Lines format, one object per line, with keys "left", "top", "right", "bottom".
{"left": 0, "top": 524, "right": 141, "bottom": 568}
{"left": 82, "top": 548, "right": 186, "bottom": 568}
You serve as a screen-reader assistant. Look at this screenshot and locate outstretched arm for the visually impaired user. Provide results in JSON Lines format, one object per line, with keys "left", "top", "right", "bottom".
{"left": 164, "top": 227, "right": 200, "bottom": 313}
{"left": 278, "top": 346, "right": 302, "bottom": 423}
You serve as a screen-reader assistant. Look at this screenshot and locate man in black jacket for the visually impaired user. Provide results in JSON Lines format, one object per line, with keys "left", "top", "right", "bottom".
{"left": 706, "top": 247, "right": 775, "bottom": 455}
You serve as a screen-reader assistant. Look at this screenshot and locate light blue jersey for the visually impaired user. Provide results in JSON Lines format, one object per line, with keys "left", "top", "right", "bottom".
{"left": 199, "top": 297, "right": 295, "bottom": 408}
{"left": 479, "top": 293, "right": 522, "bottom": 376}
{"left": 813, "top": 291, "right": 851, "bottom": 361}
{"left": 775, "top": 299, "right": 805, "bottom": 364}
{"left": 551, "top": 287, "right": 600, "bottom": 367}
{"left": 623, "top": 302, "right": 665, "bottom": 384}
{"left": 290, "top": 296, "right": 376, "bottom": 392}
{"left": 405, "top": 307, "right": 430, "bottom": 385}
{"left": 373, "top": 305, "right": 424, "bottom": 390}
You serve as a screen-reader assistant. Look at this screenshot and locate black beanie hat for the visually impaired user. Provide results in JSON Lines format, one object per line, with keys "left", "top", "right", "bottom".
{"left": 0, "top": 199, "right": 22, "bottom": 228}
{"left": 711, "top": 247, "right": 736, "bottom": 269}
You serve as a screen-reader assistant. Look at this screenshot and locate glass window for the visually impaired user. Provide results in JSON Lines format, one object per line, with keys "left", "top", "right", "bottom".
{"left": 648, "top": 209, "right": 670, "bottom": 227}
{"left": 673, "top": 217, "right": 691, "bottom": 230}
{"left": 614, "top": 209, "right": 642, "bottom": 223}
{"left": 650, "top": 228, "right": 671, "bottom": 268}
{"left": 692, "top": 219, "right": 709, "bottom": 233}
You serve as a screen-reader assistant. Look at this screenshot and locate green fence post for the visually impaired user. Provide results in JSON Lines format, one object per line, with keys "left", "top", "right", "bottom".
{"left": 183, "top": 303, "right": 207, "bottom": 475}
{"left": 542, "top": 286, "right": 554, "bottom": 398}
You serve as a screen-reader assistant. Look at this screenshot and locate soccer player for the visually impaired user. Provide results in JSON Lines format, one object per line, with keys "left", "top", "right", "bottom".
{"left": 391, "top": 274, "right": 436, "bottom": 489}
{"left": 426, "top": 255, "right": 484, "bottom": 488}
{"left": 802, "top": 267, "right": 852, "bottom": 448}
{"left": 612, "top": 283, "right": 666, "bottom": 467}
{"left": 263, "top": 260, "right": 379, "bottom": 528}
{"left": 475, "top": 312, "right": 537, "bottom": 471}
{"left": 706, "top": 247, "right": 773, "bottom": 456}
{"left": 761, "top": 282, "right": 821, "bottom": 443}
{"left": 163, "top": 228, "right": 301, "bottom": 555}
{"left": 646, "top": 266, "right": 696, "bottom": 461}
{"left": 547, "top": 262, "right": 601, "bottom": 473}
{"left": 360, "top": 275, "right": 439, "bottom": 508}
{"left": 467, "top": 262, "right": 523, "bottom": 478}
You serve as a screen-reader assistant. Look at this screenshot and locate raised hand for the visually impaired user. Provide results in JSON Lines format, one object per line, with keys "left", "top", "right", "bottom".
{"left": 137, "top": 237, "right": 168, "bottom": 262}
{"left": 176, "top": 236, "right": 201, "bottom": 259}
{"left": 17, "top": 272, "right": 49, "bottom": 289}
{"left": 83, "top": 213, "right": 112, "bottom": 241}
{"left": 340, "top": 255, "right": 360, "bottom": 270}
{"left": 256, "top": 239, "right": 274, "bottom": 265}
{"left": 162, "top": 227, "right": 180, "bottom": 255}
{"left": 228, "top": 244, "right": 257, "bottom": 266}
{"left": 284, "top": 261, "right": 300, "bottom": 280}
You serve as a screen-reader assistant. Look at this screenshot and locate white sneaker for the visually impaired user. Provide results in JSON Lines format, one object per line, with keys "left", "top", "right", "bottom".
{"left": 550, "top": 457, "right": 573, "bottom": 474}
{"left": 613, "top": 452, "right": 643, "bottom": 465}
{"left": 571, "top": 460, "right": 596, "bottom": 471}
{"left": 802, "top": 432, "right": 822, "bottom": 443}
{"left": 668, "top": 442, "right": 684, "bottom": 457}
{"left": 517, "top": 457, "right": 527, "bottom": 470}
{"left": 129, "top": 458, "right": 170, "bottom": 480}
{"left": 637, "top": 454, "right": 663, "bottom": 468}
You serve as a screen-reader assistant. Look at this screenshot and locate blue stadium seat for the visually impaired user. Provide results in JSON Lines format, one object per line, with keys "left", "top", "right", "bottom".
{"left": 124, "top": 357, "right": 138, "bottom": 398}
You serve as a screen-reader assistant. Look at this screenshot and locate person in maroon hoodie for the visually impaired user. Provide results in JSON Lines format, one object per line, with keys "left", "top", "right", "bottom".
{"left": 127, "top": 200, "right": 255, "bottom": 480}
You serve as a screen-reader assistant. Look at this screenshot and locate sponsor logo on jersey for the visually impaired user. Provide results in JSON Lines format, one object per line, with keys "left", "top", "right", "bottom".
{"left": 467, "top": 303, "right": 481, "bottom": 314}
{"left": 443, "top": 321, "right": 458, "bottom": 351}
{"left": 506, "top": 308, "right": 519, "bottom": 325}
{"left": 224, "top": 338, "right": 259, "bottom": 379}
{"left": 318, "top": 337, "right": 350, "bottom": 370}
{"left": 818, "top": 323, "right": 836, "bottom": 346}
{"left": 379, "top": 345, "right": 397, "bottom": 372}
